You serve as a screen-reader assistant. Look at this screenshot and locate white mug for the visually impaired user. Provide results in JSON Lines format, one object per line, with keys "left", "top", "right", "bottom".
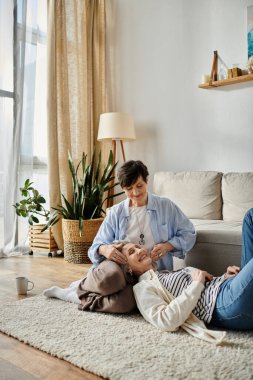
{"left": 16, "top": 276, "right": 34, "bottom": 295}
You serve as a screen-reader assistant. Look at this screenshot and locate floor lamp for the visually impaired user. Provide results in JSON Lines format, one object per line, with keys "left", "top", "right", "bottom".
{"left": 97, "top": 112, "right": 136, "bottom": 205}
{"left": 97, "top": 112, "right": 136, "bottom": 164}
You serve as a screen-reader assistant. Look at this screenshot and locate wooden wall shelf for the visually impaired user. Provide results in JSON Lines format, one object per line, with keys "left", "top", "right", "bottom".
{"left": 199, "top": 73, "right": 253, "bottom": 89}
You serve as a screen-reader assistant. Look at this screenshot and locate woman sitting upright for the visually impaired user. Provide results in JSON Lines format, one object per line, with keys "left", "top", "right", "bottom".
{"left": 89, "top": 160, "right": 196, "bottom": 271}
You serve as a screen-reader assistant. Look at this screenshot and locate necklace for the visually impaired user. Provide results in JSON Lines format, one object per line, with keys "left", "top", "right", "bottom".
{"left": 132, "top": 206, "right": 147, "bottom": 245}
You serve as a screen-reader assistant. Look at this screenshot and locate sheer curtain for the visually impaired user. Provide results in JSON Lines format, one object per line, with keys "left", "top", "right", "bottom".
{"left": 47, "top": 0, "right": 109, "bottom": 249}
{"left": 0, "top": 0, "right": 13, "bottom": 255}
{"left": 0, "top": 0, "right": 48, "bottom": 257}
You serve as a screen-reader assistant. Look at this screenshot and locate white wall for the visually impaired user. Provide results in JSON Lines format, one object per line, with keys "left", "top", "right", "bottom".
{"left": 107, "top": 0, "right": 253, "bottom": 186}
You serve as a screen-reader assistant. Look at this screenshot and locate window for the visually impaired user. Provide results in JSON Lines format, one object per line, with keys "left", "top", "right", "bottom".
{"left": 0, "top": 0, "right": 48, "bottom": 249}
{"left": 17, "top": 0, "right": 48, "bottom": 166}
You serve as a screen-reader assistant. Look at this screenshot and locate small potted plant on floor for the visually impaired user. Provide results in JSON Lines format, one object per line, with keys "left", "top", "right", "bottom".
{"left": 14, "top": 180, "right": 58, "bottom": 256}
{"left": 42, "top": 149, "right": 123, "bottom": 264}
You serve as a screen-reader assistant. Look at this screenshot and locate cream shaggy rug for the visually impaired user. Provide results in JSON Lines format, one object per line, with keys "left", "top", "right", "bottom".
{"left": 0, "top": 295, "right": 253, "bottom": 380}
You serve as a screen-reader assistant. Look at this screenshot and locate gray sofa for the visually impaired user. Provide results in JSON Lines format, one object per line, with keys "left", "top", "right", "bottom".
{"left": 153, "top": 171, "right": 253, "bottom": 275}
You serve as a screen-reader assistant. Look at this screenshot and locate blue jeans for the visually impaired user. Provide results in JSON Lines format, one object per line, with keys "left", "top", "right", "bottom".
{"left": 210, "top": 208, "right": 253, "bottom": 330}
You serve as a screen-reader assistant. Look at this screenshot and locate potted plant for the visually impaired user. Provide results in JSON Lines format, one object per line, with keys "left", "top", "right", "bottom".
{"left": 42, "top": 149, "right": 123, "bottom": 264}
{"left": 14, "top": 180, "right": 58, "bottom": 256}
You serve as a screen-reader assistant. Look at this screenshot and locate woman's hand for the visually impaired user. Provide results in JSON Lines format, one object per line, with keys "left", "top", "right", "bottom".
{"left": 191, "top": 270, "right": 213, "bottom": 284}
{"left": 225, "top": 265, "right": 240, "bottom": 278}
{"left": 98, "top": 243, "right": 127, "bottom": 264}
{"left": 150, "top": 242, "right": 174, "bottom": 261}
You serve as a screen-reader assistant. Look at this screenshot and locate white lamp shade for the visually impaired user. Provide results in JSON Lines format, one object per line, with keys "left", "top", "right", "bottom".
{"left": 97, "top": 112, "right": 136, "bottom": 141}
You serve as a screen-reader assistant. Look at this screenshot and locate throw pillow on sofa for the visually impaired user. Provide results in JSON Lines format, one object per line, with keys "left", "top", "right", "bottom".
{"left": 153, "top": 171, "right": 222, "bottom": 220}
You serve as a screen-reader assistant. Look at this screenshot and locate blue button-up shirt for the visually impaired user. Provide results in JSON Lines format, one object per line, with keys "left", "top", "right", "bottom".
{"left": 88, "top": 192, "right": 196, "bottom": 270}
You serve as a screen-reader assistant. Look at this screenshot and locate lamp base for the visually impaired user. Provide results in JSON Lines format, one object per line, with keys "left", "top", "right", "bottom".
{"left": 112, "top": 140, "right": 126, "bottom": 163}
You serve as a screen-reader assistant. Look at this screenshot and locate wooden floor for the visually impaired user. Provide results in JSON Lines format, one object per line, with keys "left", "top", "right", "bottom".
{"left": 0, "top": 254, "right": 103, "bottom": 380}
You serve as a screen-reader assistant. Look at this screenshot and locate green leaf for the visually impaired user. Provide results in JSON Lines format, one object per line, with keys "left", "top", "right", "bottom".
{"left": 22, "top": 190, "right": 28, "bottom": 197}
{"left": 101, "top": 161, "right": 119, "bottom": 185}
{"left": 81, "top": 152, "right": 87, "bottom": 177}
{"left": 68, "top": 151, "right": 77, "bottom": 188}
{"left": 32, "top": 189, "right": 39, "bottom": 198}
{"left": 77, "top": 183, "right": 84, "bottom": 217}
{"left": 89, "top": 148, "right": 96, "bottom": 187}
{"left": 102, "top": 191, "right": 125, "bottom": 205}
{"left": 79, "top": 217, "right": 84, "bottom": 237}
{"left": 90, "top": 205, "right": 100, "bottom": 219}
{"left": 32, "top": 216, "right": 39, "bottom": 223}
{"left": 100, "top": 150, "right": 113, "bottom": 184}
{"left": 37, "top": 196, "right": 46, "bottom": 204}
{"left": 104, "top": 182, "right": 121, "bottom": 192}
{"left": 75, "top": 159, "right": 82, "bottom": 177}
{"left": 50, "top": 217, "right": 60, "bottom": 227}
{"left": 95, "top": 151, "right": 102, "bottom": 182}
{"left": 41, "top": 214, "right": 60, "bottom": 232}
{"left": 61, "top": 194, "right": 75, "bottom": 218}
{"left": 24, "top": 179, "right": 30, "bottom": 188}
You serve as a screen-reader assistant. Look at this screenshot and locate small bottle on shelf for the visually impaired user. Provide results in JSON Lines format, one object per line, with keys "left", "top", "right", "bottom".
{"left": 218, "top": 65, "right": 227, "bottom": 80}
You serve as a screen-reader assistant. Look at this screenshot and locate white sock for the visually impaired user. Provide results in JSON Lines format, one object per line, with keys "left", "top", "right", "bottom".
{"left": 69, "top": 279, "right": 81, "bottom": 288}
{"left": 43, "top": 284, "right": 80, "bottom": 304}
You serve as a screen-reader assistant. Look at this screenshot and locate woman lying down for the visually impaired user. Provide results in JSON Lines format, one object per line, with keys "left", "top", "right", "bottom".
{"left": 44, "top": 209, "right": 253, "bottom": 345}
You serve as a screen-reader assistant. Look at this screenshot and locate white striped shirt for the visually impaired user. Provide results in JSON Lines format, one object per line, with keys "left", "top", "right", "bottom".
{"left": 157, "top": 268, "right": 226, "bottom": 323}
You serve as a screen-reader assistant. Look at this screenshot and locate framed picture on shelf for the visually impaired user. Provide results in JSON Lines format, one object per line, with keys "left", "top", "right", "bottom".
{"left": 248, "top": 6, "right": 253, "bottom": 58}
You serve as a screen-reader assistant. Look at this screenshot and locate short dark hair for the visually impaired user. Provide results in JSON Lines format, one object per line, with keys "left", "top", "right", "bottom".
{"left": 117, "top": 160, "right": 149, "bottom": 188}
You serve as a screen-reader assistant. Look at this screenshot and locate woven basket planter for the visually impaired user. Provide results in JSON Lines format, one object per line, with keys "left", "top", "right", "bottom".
{"left": 62, "top": 218, "right": 104, "bottom": 264}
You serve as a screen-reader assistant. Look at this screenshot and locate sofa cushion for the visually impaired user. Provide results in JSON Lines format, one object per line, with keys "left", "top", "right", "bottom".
{"left": 222, "top": 172, "right": 253, "bottom": 222}
{"left": 191, "top": 219, "right": 242, "bottom": 246}
{"left": 153, "top": 171, "right": 222, "bottom": 219}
